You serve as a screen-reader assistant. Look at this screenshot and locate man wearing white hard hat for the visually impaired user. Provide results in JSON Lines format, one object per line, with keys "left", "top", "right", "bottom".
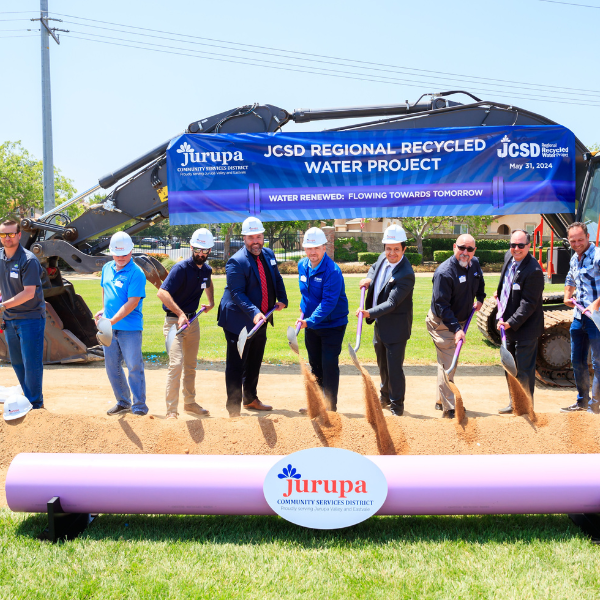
{"left": 218, "top": 216, "right": 288, "bottom": 417}
{"left": 95, "top": 231, "right": 148, "bottom": 416}
{"left": 297, "top": 227, "right": 348, "bottom": 412}
{"left": 157, "top": 228, "right": 215, "bottom": 419}
{"left": 357, "top": 224, "right": 415, "bottom": 416}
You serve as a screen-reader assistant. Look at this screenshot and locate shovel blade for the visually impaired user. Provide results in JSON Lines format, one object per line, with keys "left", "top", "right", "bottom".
{"left": 165, "top": 324, "right": 177, "bottom": 355}
{"left": 500, "top": 345, "right": 518, "bottom": 378}
{"left": 237, "top": 327, "right": 248, "bottom": 359}
{"left": 287, "top": 326, "right": 299, "bottom": 355}
{"left": 348, "top": 342, "right": 361, "bottom": 370}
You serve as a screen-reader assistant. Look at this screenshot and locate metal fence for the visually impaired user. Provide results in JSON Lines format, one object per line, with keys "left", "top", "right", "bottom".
{"left": 127, "top": 232, "right": 305, "bottom": 262}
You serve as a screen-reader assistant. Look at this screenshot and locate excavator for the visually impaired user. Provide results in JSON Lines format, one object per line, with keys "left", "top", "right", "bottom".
{"left": 1, "top": 91, "right": 598, "bottom": 386}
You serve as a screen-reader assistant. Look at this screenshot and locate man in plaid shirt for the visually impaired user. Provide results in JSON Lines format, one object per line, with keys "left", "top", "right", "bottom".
{"left": 563, "top": 221, "right": 600, "bottom": 414}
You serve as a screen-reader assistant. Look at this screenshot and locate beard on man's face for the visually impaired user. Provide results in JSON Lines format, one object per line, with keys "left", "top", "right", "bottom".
{"left": 193, "top": 253, "right": 207, "bottom": 265}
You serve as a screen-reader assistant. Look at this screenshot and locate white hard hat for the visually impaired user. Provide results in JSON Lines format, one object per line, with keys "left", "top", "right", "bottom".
{"left": 3, "top": 393, "right": 32, "bottom": 421}
{"left": 302, "top": 227, "right": 327, "bottom": 248}
{"left": 96, "top": 317, "right": 113, "bottom": 347}
{"left": 190, "top": 228, "right": 214, "bottom": 249}
{"left": 109, "top": 231, "right": 134, "bottom": 256}
{"left": 241, "top": 216, "right": 265, "bottom": 235}
{"left": 381, "top": 224, "right": 407, "bottom": 244}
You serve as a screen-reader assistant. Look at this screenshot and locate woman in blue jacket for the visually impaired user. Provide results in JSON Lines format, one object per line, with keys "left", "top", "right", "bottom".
{"left": 296, "top": 227, "right": 349, "bottom": 412}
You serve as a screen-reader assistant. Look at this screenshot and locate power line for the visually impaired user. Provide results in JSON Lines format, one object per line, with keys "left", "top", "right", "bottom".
{"left": 64, "top": 33, "right": 600, "bottom": 107}
{"left": 539, "top": 0, "right": 600, "bottom": 7}
{"left": 61, "top": 21, "right": 597, "bottom": 98}
{"left": 0, "top": 34, "right": 38, "bottom": 38}
{"left": 54, "top": 11, "right": 600, "bottom": 96}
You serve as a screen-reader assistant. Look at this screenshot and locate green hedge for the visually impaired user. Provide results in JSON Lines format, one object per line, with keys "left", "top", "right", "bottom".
{"left": 406, "top": 245, "right": 418, "bottom": 254}
{"left": 358, "top": 252, "right": 380, "bottom": 265}
{"left": 209, "top": 259, "right": 226, "bottom": 268}
{"left": 434, "top": 249, "right": 510, "bottom": 266}
{"left": 433, "top": 250, "right": 453, "bottom": 263}
{"left": 334, "top": 237, "right": 368, "bottom": 262}
{"left": 405, "top": 253, "right": 423, "bottom": 266}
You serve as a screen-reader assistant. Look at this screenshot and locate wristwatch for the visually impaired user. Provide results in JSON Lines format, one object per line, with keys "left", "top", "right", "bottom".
{"left": 0, "top": 303, "right": 5, "bottom": 314}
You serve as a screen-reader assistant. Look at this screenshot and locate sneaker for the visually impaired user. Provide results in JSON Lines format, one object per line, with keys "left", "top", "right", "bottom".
{"left": 107, "top": 404, "right": 130, "bottom": 416}
{"left": 560, "top": 402, "right": 586, "bottom": 413}
{"left": 184, "top": 403, "right": 210, "bottom": 416}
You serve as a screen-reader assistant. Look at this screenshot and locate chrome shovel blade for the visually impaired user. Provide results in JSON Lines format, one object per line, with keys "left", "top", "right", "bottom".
{"left": 287, "top": 326, "right": 299, "bottom": 355}
{"left": 237, "top": 327, "right": 248, "bottom": 359}
{"left": 165, "top": 324, "right": 177, "bottom": 355}
{"left": 348, "top": 342, "right": 360, "bottom": 370}
{"left": 500, "top": 344, "right": 518, "bottom": 378}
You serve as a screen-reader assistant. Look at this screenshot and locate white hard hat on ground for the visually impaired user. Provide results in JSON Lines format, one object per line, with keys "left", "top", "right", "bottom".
{"left": 190, "top": 228, "right": 214, "bottom": 249}
{"left": 241, "top": 217, "right": 265, "bottom": 235}
{"left": 302, "top": 227, "right": 327, "bottom": 248}
{"left": 109, "top": 231, "right": 134, "bottom": 256}
{"left": 3, "top": 393, "right": 32, "bottom": 421}
{"left": 381, "top": 224, "right": 408, "bottom": 244}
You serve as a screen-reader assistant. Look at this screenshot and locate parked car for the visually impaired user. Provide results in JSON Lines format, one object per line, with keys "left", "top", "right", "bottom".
{"left": 140, "top": 237, "right": 162, "bottom": 249}
{"left": 211, "top": 238, "right": 245, "bottom": 259}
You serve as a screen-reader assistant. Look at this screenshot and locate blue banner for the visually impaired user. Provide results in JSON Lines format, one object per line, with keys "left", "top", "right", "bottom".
{"left": 167, "top": 125, "right": 575, "bottom": 224}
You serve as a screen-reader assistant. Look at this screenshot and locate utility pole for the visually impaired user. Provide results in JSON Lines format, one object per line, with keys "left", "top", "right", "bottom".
{"left": 32, "top": 1, "right": 68, "bottom": 215}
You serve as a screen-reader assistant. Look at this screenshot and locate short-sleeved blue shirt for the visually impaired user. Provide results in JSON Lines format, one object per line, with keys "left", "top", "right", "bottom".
{"left": 160, "top": 256, "right": 212, "bottom": 314}
{"left": 100, "top": 259, "right": 146, "bottom": 331}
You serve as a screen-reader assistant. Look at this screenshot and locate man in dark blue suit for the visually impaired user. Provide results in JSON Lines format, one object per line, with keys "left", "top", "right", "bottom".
{"left": 218, "top": 217, "right": 288, "bottom": 417}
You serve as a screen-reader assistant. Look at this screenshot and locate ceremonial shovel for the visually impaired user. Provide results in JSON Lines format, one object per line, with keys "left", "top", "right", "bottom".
{"left": 442, "top": 307, "right": 476, "bottom": 387}
{"left": 165, "top": 306, "right": 207, "bottom": 355}
{"left": 348, "top": 287, "right": 367, "bottom": 370}
{"left": 499, "top": 325, "right": 518, "bottom": 378}
{"left": 237, "top": 307, "right": 277, "bottom": 358}
{"left": 571, "top": 300, "right": 600, "bottom": 332}
{"left": 286, "top": 312, "right": 304, "bottom": 355}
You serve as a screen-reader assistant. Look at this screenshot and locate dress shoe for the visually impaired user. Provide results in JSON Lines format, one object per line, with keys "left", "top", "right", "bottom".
{"left": 588, "top": 402, "right": 600, "bottom": 415}
{"left": 390, "top": 402, "right": 404, "bottom": 416}
{"left": 380, "top": 402, "right": 390, "bottom": 410}
{"left": 184, "top": 403, "right": 210, "bottom": 416}
{"left": 498, "top": 404, "right": 513, "bottom": 414}
{"left": 380, "top": 398, "right": 391, "bottom": 407}
{"left": 442, "top": 409, "right": 455, "bottom": 419}
{"left": 435, "top": 402, "right": 443, "bottom": 411}
{"left": 244, "top": 399, "right": 272, "bottom": 411}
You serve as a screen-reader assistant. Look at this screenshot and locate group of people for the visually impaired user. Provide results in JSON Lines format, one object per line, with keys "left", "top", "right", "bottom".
{"left": 1, "top": 216, "right": 599, "bottom": 418}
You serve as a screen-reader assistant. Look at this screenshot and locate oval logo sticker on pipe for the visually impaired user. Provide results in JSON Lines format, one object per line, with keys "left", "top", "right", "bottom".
{"left": 263, "top": 448, "right": 388, "bottom": 529}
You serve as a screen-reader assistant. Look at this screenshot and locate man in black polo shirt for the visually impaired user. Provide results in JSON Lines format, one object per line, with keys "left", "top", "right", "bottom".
{"left": 157, "top": 228, "right": 215, "bottom": 419}
{"left": 0, "top": 219, "right": 46, "bottom": 410}
{"left": 426, "top": 234, "right": 486, "bottom": 418}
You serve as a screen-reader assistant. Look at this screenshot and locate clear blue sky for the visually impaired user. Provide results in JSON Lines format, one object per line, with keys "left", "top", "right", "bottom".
{"left": 2, "top": 0, "right": 599, "bottom": 196}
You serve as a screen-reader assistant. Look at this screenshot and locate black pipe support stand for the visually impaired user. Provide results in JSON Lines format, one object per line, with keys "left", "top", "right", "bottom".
{"left": 568, "top": 513, "right": 600, "bottom": 544}
{"left": 39, "top": 496, "right": 96, "bottom": 543}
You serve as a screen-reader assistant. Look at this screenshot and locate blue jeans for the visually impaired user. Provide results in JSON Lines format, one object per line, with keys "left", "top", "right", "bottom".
{"left": 4, "top": 317, "right": 45, "bottom": 409}
{"left": 104, "top": 329, "right": 147, "bottom": 415}
{"left": 570, "top": 316, "right": 600, "bottom": 411}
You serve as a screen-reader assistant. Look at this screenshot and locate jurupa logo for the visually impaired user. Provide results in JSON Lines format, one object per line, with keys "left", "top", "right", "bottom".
{"left": 177, "top": 141, "right": 243, "bottom": 167}
{"left": 264, "top": 448, "right": 388, "bottom": 529}
{"left": 497, "top": 134, "right": 540, "bottom": 158}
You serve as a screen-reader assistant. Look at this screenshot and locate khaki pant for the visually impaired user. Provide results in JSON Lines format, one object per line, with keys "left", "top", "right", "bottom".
{"left": 426, "top": 310, "right": 466, "bottom": 411}
{"left": 163, "top": 316, "right": 200, "bottom": 413}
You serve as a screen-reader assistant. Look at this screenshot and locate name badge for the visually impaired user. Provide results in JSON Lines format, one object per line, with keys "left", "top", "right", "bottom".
{"left": 270, "top": 259, "right": 277, "bottom": 266}
{"left": 115, "top": 280, "right": 123, "bottom": 288}
{"left": 459, "top": 275, "right": 466, "bottom": 283}
{"left": 201, "top": 283, "right": 207, "bottom": 289}
{"left": 10, "top": 271, "right": 18, "bottom": 279}
{"left": 513, "top": 283, "right": 521, "bottom": 290}
{"left": 300, "top": 275, "right": 307, "bottom": 282}
{"left": 389, "top": 277, "right": 395, "bottom": 283}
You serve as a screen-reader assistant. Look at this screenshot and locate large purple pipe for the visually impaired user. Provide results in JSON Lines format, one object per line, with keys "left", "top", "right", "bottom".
{"left": 6, "top": 454, "right": 600, "bottom": 516}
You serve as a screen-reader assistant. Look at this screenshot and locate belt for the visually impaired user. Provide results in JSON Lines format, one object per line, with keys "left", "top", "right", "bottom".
{"left": 166, "top": 311, "right": 196, "bottom": 319}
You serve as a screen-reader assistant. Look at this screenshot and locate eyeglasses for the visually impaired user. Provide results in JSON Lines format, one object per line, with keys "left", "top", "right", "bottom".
{"left": 0, "top": 232, "right": 18, "bottom": 239}
{"left": 456, "top": 245, "right": 476, "bottom": 252}
{"left": 192, "top": 248, "right": 210, "bottom": 255}
{"left": 510, "top": 243, "right": 528, "bottom": 249}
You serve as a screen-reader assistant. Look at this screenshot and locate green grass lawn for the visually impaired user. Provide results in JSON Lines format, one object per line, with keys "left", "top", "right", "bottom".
{"left": 75, "top": 275, "right": 565, "bottom": 366}
{"left": 1, "top": 510, "right": 598, "bottom": 599}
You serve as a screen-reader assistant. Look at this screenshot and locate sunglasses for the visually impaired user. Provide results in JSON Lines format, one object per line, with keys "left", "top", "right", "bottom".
{"left": 192, "top": 248, "right": 210, "bottom": 255}
{"left": 456, "top": 245, "right": 476, "bottom": 252}
{"left": 510, "top": 243, "right": 528, "bottom": 249}
{"left": 0, "top": 232, "right": 18, "bottom": 239}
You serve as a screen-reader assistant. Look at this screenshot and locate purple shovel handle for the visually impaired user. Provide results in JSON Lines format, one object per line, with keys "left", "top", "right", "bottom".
{"left": 295, "top": 311, "right": 304, "bottom": 335}
{"left": 500, "top": 324, "right": 507, "bottom": 346}
{"left": 572, "top": 300, "right": 591, "bottom": 317}
{"left": 247, "top": 307, "right": 277, "bottom": 339}
{"left": 175, "top": 306, "right": 207, "bottom": 335}
{"left": 452, "top": 307, "right": 476, "bottom": 361}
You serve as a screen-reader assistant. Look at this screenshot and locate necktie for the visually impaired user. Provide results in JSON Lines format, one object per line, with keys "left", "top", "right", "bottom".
{"left": 375, "top": 262, "right": 391, "bottom": 304}
{"left": 255, "top": 254, "right": 269, "bottom": 314}
{"left": 497, "top": 261, "right": 517, "bottom": 320}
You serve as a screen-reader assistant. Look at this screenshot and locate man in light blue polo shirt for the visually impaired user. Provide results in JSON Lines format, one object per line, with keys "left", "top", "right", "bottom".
{"left": 95, "top": 231, "right": 148, "bottom": 416}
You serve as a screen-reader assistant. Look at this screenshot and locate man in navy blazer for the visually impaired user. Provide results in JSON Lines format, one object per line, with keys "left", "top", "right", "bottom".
{"left": 218, "top": 216, "right": 288, "bottom": 417}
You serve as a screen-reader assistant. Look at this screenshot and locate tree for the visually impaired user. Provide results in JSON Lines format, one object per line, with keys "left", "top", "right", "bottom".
{"left": 0, "top": 141, "right": 77, "bottom": 221}
{"left": 399, "top": 215, "right": 495, "bottom": 254}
